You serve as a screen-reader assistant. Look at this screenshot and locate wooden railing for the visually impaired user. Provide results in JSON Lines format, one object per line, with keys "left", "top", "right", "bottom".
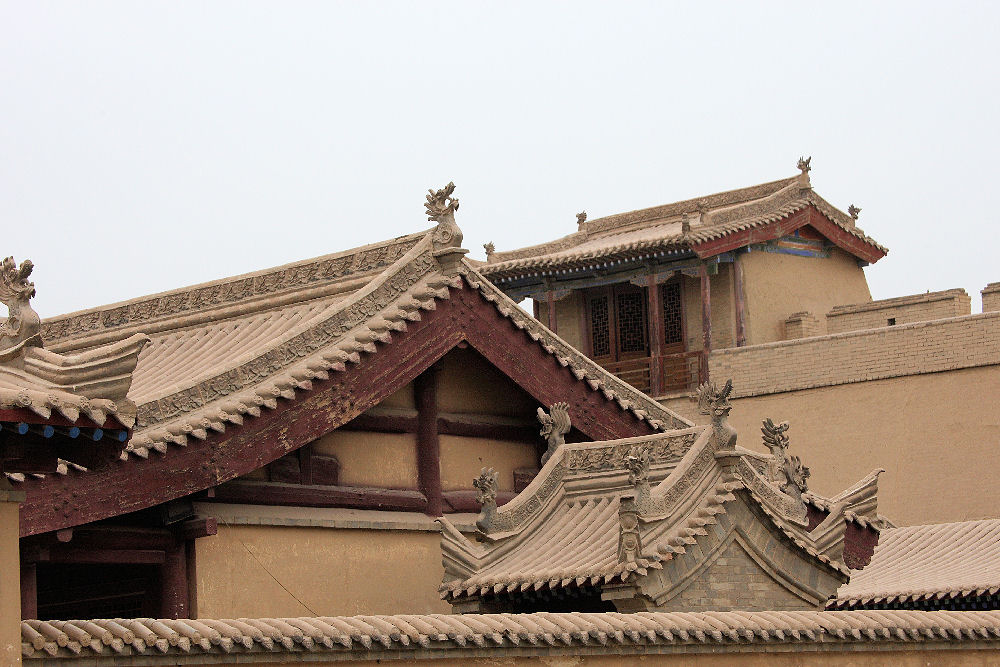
{"left": 598, "top": 351, "right": 707, "bottom": 395}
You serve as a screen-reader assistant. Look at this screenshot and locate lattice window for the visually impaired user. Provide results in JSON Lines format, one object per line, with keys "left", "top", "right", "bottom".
{"left": 616, "top": 290, "right": 647, "bottom": 354}
{"left": 590, "top": 295, "right": 610, "bottom": 357}
{"left": 662, "top": 282, "right": 683, "bottom": 345}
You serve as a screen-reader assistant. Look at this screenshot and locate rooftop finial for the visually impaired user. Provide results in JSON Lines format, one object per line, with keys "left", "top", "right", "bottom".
{"left": 483, "top": 242, "right": 495, "bottom": 261}
{"left": 848, "top": 204, "right": 861, "bottom": 221}
{"left": 797, "top": 156, "right": 812, "bottom": 174}
{"left": 576, "top": 211, "right": 587, "bottom": 229}
{"left": 538, "top": 402, "right": 571, "bottom": 465}
{"left": 0, "top": 256, "right": 42, "bottom": 353}
{"left": 761, "top": 418, "right": 810, "bottom": 506}
{"left": 473, "top": 467, "right": 499, "bottom": 534}
{"left": 425, "top": 182, "right": 468, "bottom": 273}
{"left": 698, "top": 379, "right": 736, "bottom": 449}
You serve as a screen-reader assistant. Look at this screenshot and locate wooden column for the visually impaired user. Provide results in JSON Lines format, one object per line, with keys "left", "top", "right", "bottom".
{"left": 545, "top": 291, "right": 558, "bottom": 333}
{"left": 20, "top": 563, "right": 36, "bottom": 620}
{"left": 700, "top": 264, "right": 712, "bottom": 383}
{"left": 646, "top": 275, "right": 664, "bottom": 396}
{"left": 414, "top": 368, "right": 443, "bottom": 517}
{"left": 733, "top": 259, "right": 747, "bottom": 347}
{"left": 161, "top": 541, "right": 189, "bottom": 618}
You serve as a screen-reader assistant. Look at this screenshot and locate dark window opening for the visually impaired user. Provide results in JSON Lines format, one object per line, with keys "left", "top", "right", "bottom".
{"left": 887, "top": 318, "right": 896, "bottom": 326}
{"left": 36, "top": 563, "right": 162, "bottom": 620}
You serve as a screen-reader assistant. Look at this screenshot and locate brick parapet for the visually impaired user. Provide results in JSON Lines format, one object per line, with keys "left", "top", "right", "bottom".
{"left": 784, "top": 312, "right": 821, "bottom": 340}
{"left": 983, "top": 283, "right": 1000, "bottom": 313}
{"left": 710, "top": 311, "right": 1000, "bottom": 398}
{"left": 826, "top": 288, "right": 971, "bottom": 334}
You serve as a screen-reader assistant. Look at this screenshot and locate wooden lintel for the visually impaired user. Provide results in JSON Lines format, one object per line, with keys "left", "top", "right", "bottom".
{"left": 177, "top": 517, "right": 218, "bottom": 541}
{"left": 208, "top": 481, "right": 429, "bottom": 513}
{"left": 26, "top": 525, "right": 177, "bottom": 552}
{"left": 36, "top": 548, "right": 166, "bottom": 565}
{"left": 341, "top": 413, "right": 539, "bottom": 443}
{"left": 442, "top": 489, "right": 517, "bottom": 513}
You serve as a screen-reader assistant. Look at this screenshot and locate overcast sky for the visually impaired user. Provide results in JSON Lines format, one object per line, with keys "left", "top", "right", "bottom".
{"left": 2, "top": 2, "right": 998, "bottom": 318}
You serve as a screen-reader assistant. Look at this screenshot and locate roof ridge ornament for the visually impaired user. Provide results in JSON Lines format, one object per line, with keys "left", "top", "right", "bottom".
{"left": 483, "top": 242, "right": 495, "bottom": 262}
{"left": 761, "top": 417, "right": 811, "bottom": 507}
{"left": 425, "top": 182, "right": 468, "bottom": 274}
{"left": 538, "top": 402, "right": 571, "bottom": 465}
{"left": 0, "top": 256, "right": 42, "bottom": 356}
{"left": 473, "top": 466, "right": 499, "bottom": 534}
{"left": 576, "top": 211, "right": 587, "bottom": 230}
{"left": 848, "top": 204, "right": 861, "bottom": 221}
{"left": 697, "top": 378, "right": 736, "bottom": 450}
{"left": 625, "top": 446, "right": 651, "bottom": 510}
{"left": 797, "top": 156, "right": 812, "bottom": 190}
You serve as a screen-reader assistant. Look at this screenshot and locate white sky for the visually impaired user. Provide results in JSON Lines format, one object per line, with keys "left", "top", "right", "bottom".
{"left": 2, "top": 2, "right": 998, "bottom": 317}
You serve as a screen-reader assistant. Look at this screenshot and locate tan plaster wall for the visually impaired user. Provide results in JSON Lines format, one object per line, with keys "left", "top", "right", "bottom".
{"left": 554, "top": 293, "right": 584, "bottom": 351}
{"left": 379, "top": 382, "right": 416, "bottom": 410}
{"left": 738, "top": 247, "right": 871, "bottom": 345}
{"left": 439, "top": 434, "right": 538, "bottom": 492}
{"left": 194, "top": 525, "right": 449, "bottom": 618}
{"left": 436, "top": 348, "right": 538, "bottom": 417}
{"left": 724, "top": 366, "right": 1000, "bottom": 526}
{"left": 174, "top": 647, "right": 999, "bottom": 667}
{"left": 313, "top": 431, "right": 418, "bottom": 488}
{"left": 1, "top": 500, "right": 21, "bottom": 667}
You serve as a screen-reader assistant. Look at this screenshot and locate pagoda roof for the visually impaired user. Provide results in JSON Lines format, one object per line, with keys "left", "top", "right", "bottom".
{"left": 833, "top": 519, "right": 1000, "bottom": 609}
{"left": 481, "top": 172, "right": 887, "bottom": 281}
{"left": 9, "top": 221, "right": 691, "bottom": 535}
{"left": 440, "top": 419, "right": 882, "bottom": 609}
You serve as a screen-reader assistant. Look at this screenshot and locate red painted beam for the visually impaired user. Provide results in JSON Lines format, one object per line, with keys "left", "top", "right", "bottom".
{"left": 17, "top": 283, "right": 656, "bottom": 536}
{"left": 208, "top": 481, "right": 429, "bottom": 513}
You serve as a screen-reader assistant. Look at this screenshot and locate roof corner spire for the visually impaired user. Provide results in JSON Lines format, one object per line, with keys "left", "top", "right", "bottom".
{"left": 796, "top": 156, "right": 812, "bottom": 190}
{"left": 425, "top": 182, "right": 468, "bottom": 275}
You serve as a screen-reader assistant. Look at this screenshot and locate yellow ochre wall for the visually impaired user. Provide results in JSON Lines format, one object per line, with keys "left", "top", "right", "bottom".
{"left": 194, "top": 525, "right": 450, "bottom": 618}
{"left": 171, "top": 648, "right": 1000, "bottom": 667}
{"left": 739, "top": 247, "right": 871, "bottom": 345}
{"left": 439, "top": 434, "right": 537, "bottom": 491}
{"left": 1, "top": 498, "right": 21, "bottom": 667}
{"left": 315, "top": 431, "right": 419, "bottom": 488}
{"left": 435, "top": 348, "right": 538, "bottom": 417}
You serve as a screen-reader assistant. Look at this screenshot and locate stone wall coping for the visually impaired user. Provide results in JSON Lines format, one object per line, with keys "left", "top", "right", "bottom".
{"left": 712, "top": 310, "right": 1000, "bottom": 359}
{"left": 828, "top": 288, "right": 969, "bottom": 317}
{"left": 982, "top": 282, "right": 1000, "bottom": 295}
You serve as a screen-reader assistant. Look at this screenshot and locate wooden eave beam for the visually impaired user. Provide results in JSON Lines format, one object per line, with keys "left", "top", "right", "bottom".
{"left": 18, "top": 283, "right": 656, "bottom": 536}
{"left": 690, "top": 206, "right": 886, "bottom": 264}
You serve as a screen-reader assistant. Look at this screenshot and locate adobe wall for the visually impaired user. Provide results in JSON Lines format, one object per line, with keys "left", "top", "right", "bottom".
{"left": 826, "top": 288, "right": 971, "bottom": 334}
{"left": 738, "top": 247, "right": 871, "bottom": 345}
{"left": 193, "top": 522, "right": 451, "bottom": 618}
{"left": 685, "top": 311, "right": 1000, "bottom": 525}
{"left": 94, "top": 647, "right": 1000, "bottom": 667}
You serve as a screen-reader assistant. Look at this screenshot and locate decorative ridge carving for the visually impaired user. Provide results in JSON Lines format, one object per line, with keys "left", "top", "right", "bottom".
{"left": 797, "top": 156, "right": 812, "bottom": 174}
{"left": 761, "top": 418, "right": 810, "bottom": 509}
{"left": 618, "top": 493, "right": 642, "bottom": 564}
{"left": 576, "top": 211, "right": 587, "bottom": 229}
{"left": 537, "top": 402, "right": 571, "bottom": 465}
{"left": 848, "top": 204, "right": 861, "bottom": 221}
{"left": 698, "top": 378, "right": 736, "bottom": 450}
{"left": 473, "top": 467, "right": 499, "bottom": 535}
{"left": 625, "top": 446, "right": 651, "bottom": 509}
{"left": 0, "top": 256, "right": 41, "bottom": 354}
{"left": 483, "top": 242, "right": 495, "bottom": 262}
{"left": 426, "top": 182, "right": 468, "bottom": 274}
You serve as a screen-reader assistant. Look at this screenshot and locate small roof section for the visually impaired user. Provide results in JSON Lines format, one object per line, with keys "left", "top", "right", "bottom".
{"left": 481, "top": 164, "right": 887, "bottom": 281}
{"left": 834, "top": 519, "right": 1000, "bottom": 609}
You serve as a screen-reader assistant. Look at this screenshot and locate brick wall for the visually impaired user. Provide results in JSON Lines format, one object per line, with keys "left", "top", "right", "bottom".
{"left": 826, "top": 288, "right": 971, "bottom": 334}
{"left": 983, "top": 283, "right": 1000, "bottom": 313}
{"left": 709, "top": 311, "right": 1000, "bottom": 398}
{"left": 783, "top": 312, "right": 821, "bottom": 340}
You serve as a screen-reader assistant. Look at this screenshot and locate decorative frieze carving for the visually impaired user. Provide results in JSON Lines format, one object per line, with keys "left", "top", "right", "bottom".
{"left": 618, "top": 493, "right": 641, "bottom": 564}
{"left": 698, "top": 379, "right": 736, "bottom": 450}
{"left": 0, "top": 256, "right": 41, "bottom": 354}
{"left": 564, "top": 433, "right": 694, "bottom": 472}
{"left": 538, "top": 402, "right": 571, "bottom": 465}
{"left": 473, "top": 467, "right": 499, "bottom": 534}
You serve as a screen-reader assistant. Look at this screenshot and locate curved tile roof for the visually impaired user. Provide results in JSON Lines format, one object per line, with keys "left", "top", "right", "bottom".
{"left": 481, "top": 174, "right": 886, "bottom": 279}
{"left": 21, "top": 610, "right": 1000, "bottom": 660}
{"left": 835, "top": 519, "right": 1000, "bottom": 607}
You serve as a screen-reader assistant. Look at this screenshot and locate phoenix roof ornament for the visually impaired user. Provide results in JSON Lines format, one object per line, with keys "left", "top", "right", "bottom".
{"left": 848, "top": 204, "right": 861, "bottom": 220}
{"left": 698, "top": 378, "right": 736, "bottom": 450}
{"left": 425, "top": 182, "right": 467, "bottom": 273}
{"left": 0, "top": 256, "right": 42, "bottom": 353}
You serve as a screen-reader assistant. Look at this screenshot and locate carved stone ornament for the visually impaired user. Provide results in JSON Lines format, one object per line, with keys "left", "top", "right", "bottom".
{"left": 625, "top": 446, "right": 651, "bottom": 509}
{"left": 761, "top": 417, "right": 810, "bottom": 506}
{"left": 425, "top": 182, "right": 468, "bottom": 274}
{"left": 576, "top": 211, "right": 587, "bottom": 228}
{"left": 797, "top": 156, "right": 812, "bottom": 173}
{"left": 618, "top": 494, "right": 642, "bottom": 564}
{"left": 538, "top": 402, "right": 571, "bottom": 465}
{"left": 0, "top": 256, "right": 42, "bottom": 355}
{"left": 848, "top": 204, "right": 861, "bottom": 220}
{"left": 483, "top": 242, "right": 495, "bottom": 261}
{"left": 697, "top": 378, "right": 736, "bottom": 450}
{"left": 473, "top": 467, "right": 499, "bottom": 534}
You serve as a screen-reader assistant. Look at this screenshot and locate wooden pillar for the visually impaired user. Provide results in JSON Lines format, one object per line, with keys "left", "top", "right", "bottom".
{"left": 700, "top": 264, "right": 712, "bottom": 383}
{"left": 733, "top": 259, "right": 747, "bottom": 347}
{"left": 19, "top": 564, "right": 36, "bottom": 620}
{"left": 415, "top": 368, "right": 443, "bottom": 517}
{"left": 646, "top": 274, "right": 664, "bottom": 396}
{"left": 545, "top": 291, "right": 558, "bottom": 333}
{"left": 161, "top": 541, "right": 189, "bottom": 618}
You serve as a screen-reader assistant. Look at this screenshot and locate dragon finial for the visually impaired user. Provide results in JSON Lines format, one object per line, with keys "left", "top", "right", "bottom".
{"left": 761, "top": 418, "right": 810, "bottom": 504}
{"left": 782, "top": 455, "right": 810, "bottom": 503}
{"left": 625, "top": 446, "right": 651, "bottom": 509}
{"left": 473, "top": 467, "right": 499, "bottom": 534}
{"left": 425, "top": 182, "right": 466, "bottom": 272}
{"left": 848, "top": 204, "right": 861, "bottom": 221}
{"left": 538, "top": 402, "right": 571, "bottom": 465}
{"left": 797, "top": 156, "right": 812, "bottom": 174}
{"left": 0, "top": 256, "right": 42, "bottom": 353}
{"left": 483, "top": 241, "right": 495, "bottom": 260}
{"left": 698, "top": 379, "right": 736, "bottom": 449}
{"left": 576, "top": 211, "right": 587, "bottom": 228}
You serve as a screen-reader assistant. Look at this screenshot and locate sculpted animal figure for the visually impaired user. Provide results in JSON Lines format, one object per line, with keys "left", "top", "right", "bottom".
{"left": 425, "top": 182, "right": 463, "bottom": 251}
{"left": 537, "top": 402, "right": 571, "bottom": 465}
{"left": 697, "top": 379, "right": 736, "bottom": 450}
{"left": 473, "top": 467, "right": 499, "bottom": 534}
{"left": 0, "top": 256, "right": 41, "bottom": 352}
